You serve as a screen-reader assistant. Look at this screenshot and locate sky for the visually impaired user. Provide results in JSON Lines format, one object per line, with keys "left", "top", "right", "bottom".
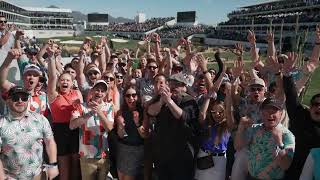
{"left": 8, "top": 0, "right": 270, "bottom": 25}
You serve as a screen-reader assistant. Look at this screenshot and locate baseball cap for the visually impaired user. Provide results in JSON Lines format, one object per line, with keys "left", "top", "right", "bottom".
{"left": 249, "top": 78, "right": 265, "bottom": 87}
{"left": 8, "top": 86, "right": 30, "bottom": 98}
{"left": 23, "top": 64, "right": 42, "bottom": 76}
{"left": 261, "top": 97, "right": 283, "bottom": 110}
{"left": 85, "top": 64, "right": 101, "bottom": 74}
{"left": 92, "top": 80, "right": 108, "bottom": 90}
{"left": 169, "top": 72, "right": 194, "bottom": 87}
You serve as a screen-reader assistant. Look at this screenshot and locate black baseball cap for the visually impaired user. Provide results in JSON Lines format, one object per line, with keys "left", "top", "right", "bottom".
{"left": 261, "top": 97, "right": 283, "bottom": 110}
{"left": 8, "top": 86, "right": 30, "bottom": 98}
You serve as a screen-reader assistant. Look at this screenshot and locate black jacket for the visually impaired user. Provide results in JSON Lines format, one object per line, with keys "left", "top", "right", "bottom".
{"left": 283, "top": 75, "right": 320, "bottom": 180}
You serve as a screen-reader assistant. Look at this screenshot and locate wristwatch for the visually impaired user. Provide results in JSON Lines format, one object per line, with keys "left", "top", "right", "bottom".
{"left": 44, "top": 162, "right": 58, "bottom": 168}
{"left": 278, "top": 144, "right": 285, "bottom": 150}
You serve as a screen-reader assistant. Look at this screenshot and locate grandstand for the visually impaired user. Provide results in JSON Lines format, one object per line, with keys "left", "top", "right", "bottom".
{"left": 0, "top": 0, "right": 73, "bottom": 38}
{"left": 213, "top": 0, "right": 320, "bottom": 47}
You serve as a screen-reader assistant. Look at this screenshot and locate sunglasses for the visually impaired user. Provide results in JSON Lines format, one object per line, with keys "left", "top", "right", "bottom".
{"left": 88, "top": 71, "right": 99, "bottom": 76}
{"left": 0, "top": 20, "right": 7, "bottom": 23}
{"left": 11, "top": 94, "right": 29, "bottom": 102}
{"left": 103, "top": 76, "right": 115, "bottom": 81}
{"left": 125, "top": 93, "right": 137, "bottom": 98}
{"left": 250, "top": 87, "right": 263, "bottom": 92}
{"left": 148, "top": 66, "right": 158, "bottom": 70}
{"left": 116, "top": 75, "right": 123, "bottom": 79}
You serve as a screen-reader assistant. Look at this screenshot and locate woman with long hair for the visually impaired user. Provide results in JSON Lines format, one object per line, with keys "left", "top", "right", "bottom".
{"left": 47, "top": 47, "right": 83, "bottom": 180}
{"left": 101, "top": 71, "right": 120, "bottom": 113}
{"left": 195, "top": 82, "right": 235, "bottom": 180}
{"left": 115, "top": 86, "right": 148, "bottom": 180}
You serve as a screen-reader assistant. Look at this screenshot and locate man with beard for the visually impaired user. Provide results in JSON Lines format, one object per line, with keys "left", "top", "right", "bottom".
{"left": 0, "top": 49, "right": 47, "bottom": 115}
{"left": 0, "top": 86, "right": 59, "bottom": 179}
{"left": 147, "top": 72, "right": 200, "bottom": 180}
{"left": 69, "top": 80, "right": 114, "bottom": 180}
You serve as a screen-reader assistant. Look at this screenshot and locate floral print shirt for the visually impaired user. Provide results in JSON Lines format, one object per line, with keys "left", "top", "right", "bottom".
{"left": 247, "top": 123, "right": 295, "bottom": 179}
{"left": 0, "top": 112, "right": 53, "bottom": 179}
{"left": 72, "top": 102, "right": 114, "bottom": 159}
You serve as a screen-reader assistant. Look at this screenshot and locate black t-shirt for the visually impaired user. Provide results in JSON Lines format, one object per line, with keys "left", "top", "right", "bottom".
{"left": 151, "top": 93, "right": 200, "bottom": 164}
{"left": 119, "top": 105, "right": 144, "bottom": 146}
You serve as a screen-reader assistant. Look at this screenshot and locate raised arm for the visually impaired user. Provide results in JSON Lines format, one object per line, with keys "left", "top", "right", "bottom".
{"left": 266, "top": 30, "right": 276, "bottom": 59}
{"left": 282, "top": 52, "right": 301, "bottom": 119}
{"left": 76, "top": 50, "right": 87, "bottom": 88}
{"left": 14, "top": 29, "right": 24, "bottom": 50}
{"left": 198, "top": 54, "right": 213, "bottom": 90}
{"left": 234, "top": 116, "right": 252, "bottom": 151}
{"left": 0, "top": 49, "right": 20, "bottom": 92}
{"left": 225, "top": 82, "right": 235, "bottom": 130}
{"left": 47, "top": 47, "right": 59, "bottom": 103}
{"left": 36, "top": 40, "right": 51, "bottom": 69}
{"left": 248, "top": 30, "right": 265, "bottom": 71}
{"left": 163, "top": 48, "right": 172, "bottom": 77}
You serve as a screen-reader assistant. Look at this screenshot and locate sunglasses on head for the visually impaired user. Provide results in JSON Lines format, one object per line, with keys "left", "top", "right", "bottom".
{"left": 250, "top": 87, "right": 263, "bottom": 92}
{"left": 125, "top": 93, "right": 137, "bottom": 98}
{"left": 0, "top": 20, "right": 7, "bottom": 23}
{"left": 10, "top": 94, "right": 29, "bottom": 102}
{"left": 88, "top": 71, "right": 99, "bottom": 76}
{"left": 103, "top": 76, "right": 115, "bottom": 81}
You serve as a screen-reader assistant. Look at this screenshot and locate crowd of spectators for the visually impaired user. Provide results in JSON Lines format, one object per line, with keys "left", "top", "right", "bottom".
{"left": 1, "top": 13, "right": 320, "bottom": 180}
{"left": 105, "top": 17, "right": 174, "bottom": 32}
{"left": 219, "top": 12, "right": 320, "bottom": 26}
{"left": 228, "top": 0, "right": 319, "bottom": 16}
{"left": 156, "top": 25, "right": 213, "bottom": 38}
{"left": 206, "top": 30, "right": 265, "bottom": 43}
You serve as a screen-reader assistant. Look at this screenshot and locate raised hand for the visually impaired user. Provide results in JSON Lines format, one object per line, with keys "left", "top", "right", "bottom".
{"left": 283, "top": 52, "right": 297, "bottom": 74}
{"left": 247, "top": 30, "right": 256, "bottom": 45}
{"left": 233, "top": 43, "right": 244, "bottom": 56}
{"left": 233, "top": 58, "right": 244, "bottom": 78}
{"left": 152, "top": 33, "right": 161, "bottom": 42}
{"left": 7, "top": 49, "right": 21, "bottom": 60}
{"left": 197, "top": 53, "right": 208, "bottom": 71}
{"left": 15, "top": 29, "right": 24, "bottom": 39}
{"left": 100, "top": 36, "right": 108, "bottom": 46}
{"left": 303, "top": 60, "right": 318, "bottom": 75}
{"left": 177, "top": 38, "right": 186, "bottom": 46}
{"left": 266, "top": 30, "right": 275, "bottom": 43}
{"left": 265, "top": 55, "right": 280, "bottom": 73}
